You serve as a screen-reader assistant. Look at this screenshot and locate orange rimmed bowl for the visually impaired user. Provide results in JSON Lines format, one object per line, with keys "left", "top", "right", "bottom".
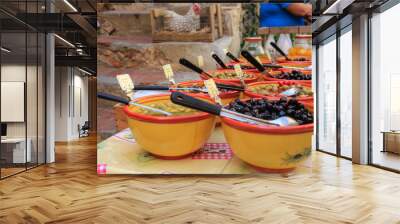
{"left": 263, "top": 69, "right": 312, "bottom": 85}
{"left": 172, "top": 80, "right": 241, "bottom": 106}
{"left": 221, "top": 100, "right": 313, "bottom": 172}
{"left": 200, "top": 69, "right": 260, "bottom": 85}
{"left": 276, "top": 56, "right": 311, "bottom": 66}
{"left": 123, "top": 94, "right": 216, "bottom": 159}
{"left": 244, "top": 80, "right": 313, "bottom": 104}
{"left": 277, "top": 60, "right": 312, "bottom": 68}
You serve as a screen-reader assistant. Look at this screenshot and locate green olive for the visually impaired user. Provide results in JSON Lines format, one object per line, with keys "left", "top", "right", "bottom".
{"left": 135, "top": 101, "right": 198, "bottom": 116}
{"left": 213, "top": 71, "right": 252, "bottom": 79}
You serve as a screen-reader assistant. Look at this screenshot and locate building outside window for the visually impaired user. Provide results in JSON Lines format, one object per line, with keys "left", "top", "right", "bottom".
{"left": 370, "top": 3, "right": 400, "bottom": 171}
{"left": 317, "top": 36, "right": 337, "bottom": 155}
{"left": 339, "top": 28, "right": 352, "bottom": 159}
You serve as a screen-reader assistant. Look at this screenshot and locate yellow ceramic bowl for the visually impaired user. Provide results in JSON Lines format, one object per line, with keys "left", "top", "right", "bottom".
{"left": 221, "top": 102, "right": 313, "bottom": 172}
{"left": 124, "top": 94, "right": 216, "bottom": 159}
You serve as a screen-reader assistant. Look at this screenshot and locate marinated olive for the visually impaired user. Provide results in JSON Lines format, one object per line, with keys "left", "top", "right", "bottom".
{"left": 175, "top": 83, "right": 231, "bottom": 93}
{"left": 271, "top": 70, "right": 311, "bottom": 80}
{"left": 248, "top": 83, "right": 313, "bottom": 97}
{"left": 136, "top": 102, "right": 198, "bottom": 116}
{"left": 212, "top": 71, "right": 253, "bottom": 79}
{"left": 226, "top": 98, "right": 313, "bottom": 125}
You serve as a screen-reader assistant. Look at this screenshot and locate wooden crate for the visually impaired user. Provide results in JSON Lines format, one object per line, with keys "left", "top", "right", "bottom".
{"left": 150, "top": 4, "right": 223, "bottom": 42}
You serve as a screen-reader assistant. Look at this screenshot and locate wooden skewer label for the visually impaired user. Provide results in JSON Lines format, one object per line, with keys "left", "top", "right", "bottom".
{"left": 233, "top": 64, "right": 246, "bottom": 87}
{"left": 233, "top": 64, "right": 243, "bottom": 78}
{"left": 204, "top": 79, "right": 222, "bottom": 105}
{"left": 116, "top": 74, "right": 134, "bottom": 94}
{"left": 255, "top": 56, "right": 262, "bottom": 64}
{"left": 162, "top": 64, "right": 175, "bottom": 84}
{"left": 197, "top": 56, "right": 204, "bottom": 68}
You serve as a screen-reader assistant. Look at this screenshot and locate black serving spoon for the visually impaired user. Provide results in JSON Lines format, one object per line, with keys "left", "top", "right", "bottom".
{"left": 179, "top": 58, "right": 214, "bottom": 78}
{"left": 97, "top": 92, "right": 172, "bottom": 116}
{"left": 241, "top": 50, "right": 309, "bottom": 72}
{"left": 225, "top": 50, "right": 240, "bottom": 63}
{"left": 241, "top": 50, "right": 280, "bottom": 75}
{"left": 270, "top": 42, "right": 290, "bottom": 61}
{"left": 211, "top": 52, "right": 228, "bottom": 69}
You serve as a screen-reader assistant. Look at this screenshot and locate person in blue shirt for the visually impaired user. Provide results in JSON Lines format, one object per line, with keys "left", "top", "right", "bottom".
{"left": 259, "top": 3, "right": 312, "bottom": 27}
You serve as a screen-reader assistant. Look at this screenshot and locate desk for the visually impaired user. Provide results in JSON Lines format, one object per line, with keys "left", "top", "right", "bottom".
{"left": 1, "top": 138, "right": 31, "bottom": 163}
{"left": 382, "top": 131, "right": 400, "bottom": 154}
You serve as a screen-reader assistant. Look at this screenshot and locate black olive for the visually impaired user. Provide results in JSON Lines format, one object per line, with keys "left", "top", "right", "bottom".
{"left": 225, "top": 98, "right": 313, "bottom": 124}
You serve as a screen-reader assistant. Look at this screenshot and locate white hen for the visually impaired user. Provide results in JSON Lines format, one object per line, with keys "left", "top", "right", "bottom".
{"left": 162, "top": 4, "right": 201, "bottom": 33}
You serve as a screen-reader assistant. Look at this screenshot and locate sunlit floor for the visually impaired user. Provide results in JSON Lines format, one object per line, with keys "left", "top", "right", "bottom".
{"left": 0, "top": 136, "right": 400, "bottom": 223}
{"left": 0, "top": 167, "right": 25, "bottom": 178}
{"left": 372, "top": 150, "right": 400, "bottom": 171}
{"left": 0, "top": 162, "right": 43, "bottom": 179}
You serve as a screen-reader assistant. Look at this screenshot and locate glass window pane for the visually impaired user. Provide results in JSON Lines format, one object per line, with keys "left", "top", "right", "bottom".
{"left": 1, "top": 31, "right": 27, "bottom": 177}
{"left": 371, "top": 4, "right": 400, "bottom": 171}
{"left": 0, "top": 0, "right": 46, "bottom": 179}
{"left": 318, "top": 38, "right": 337, "bottom": 154}
{"left": 340, "top": 29, "right": 352, "bottom": 158}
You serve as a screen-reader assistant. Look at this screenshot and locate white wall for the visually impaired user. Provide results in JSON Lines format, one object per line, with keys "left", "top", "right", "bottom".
{"left": 55, "top": 66, "right": 70, "bottom": 141}
{"left": 1, "top": 63, "right": 46, "bottom": 164}
{"left": 1, "top": 65, "right": 31, "bottom": 138}
{"left": 1, "top": 65, "right": 26, "bottom": 155}
{"left": 54, "top": 67, "right": 89, "bottom": 141}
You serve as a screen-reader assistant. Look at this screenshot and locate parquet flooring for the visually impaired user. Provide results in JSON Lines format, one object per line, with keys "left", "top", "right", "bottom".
{"left": 1, "top": 135, "right": 400, "bottom": 224}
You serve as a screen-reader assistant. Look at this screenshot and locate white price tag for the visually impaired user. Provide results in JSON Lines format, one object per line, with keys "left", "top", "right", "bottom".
{"left": 233, "top": 64, "right": 246, "bottom": 87}
{"left": 233, "top": 64, "right": 243, "bottom": 79}
{"left": 197, "top": 56, "right": 204, "bottom": 67}
{"left": 204, "top": 79, "right": 222, "bottom": 105}
{"left": 162, "top": 64, "right": 175, "bottom": 84}
{"left": 116, "top": 74, "right": 134, "bottom": 94}
{"left": 255, "top": 56, "right": 262, "bottom": 64}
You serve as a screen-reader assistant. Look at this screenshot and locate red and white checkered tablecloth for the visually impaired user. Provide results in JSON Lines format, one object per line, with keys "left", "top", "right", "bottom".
{"left": 97, "top": 164, "right": 107, "bottom": 175}
{"left": 191, "top": 143, "right": 233, "bottom": 160}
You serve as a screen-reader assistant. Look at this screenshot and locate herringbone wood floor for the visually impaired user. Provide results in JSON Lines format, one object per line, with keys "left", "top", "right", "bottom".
{"left": 1, "top": 135, "right": 400, "bottom": 224}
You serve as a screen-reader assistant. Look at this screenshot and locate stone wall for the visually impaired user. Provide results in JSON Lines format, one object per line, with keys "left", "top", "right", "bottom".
{"left": 98, "top": 4, "right": 243, "bottom": 71}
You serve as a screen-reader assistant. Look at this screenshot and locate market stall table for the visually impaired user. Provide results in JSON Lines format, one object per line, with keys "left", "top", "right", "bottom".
{"left": 97, "top": 126, "right": 312, "bottom": 175}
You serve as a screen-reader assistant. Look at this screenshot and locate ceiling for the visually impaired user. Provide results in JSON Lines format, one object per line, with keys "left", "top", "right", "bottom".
{"left": 312, "top": 0, "right": 390, "bottom": 44}
{"left": 0, "top": 0, "right": 97, "bottom": 74}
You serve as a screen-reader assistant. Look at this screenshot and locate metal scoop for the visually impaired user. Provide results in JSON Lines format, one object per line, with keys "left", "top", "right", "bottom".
{"left": 270, "top": 116, "right": 299, "bottom": 126}
{"left": 97, "top": 92, "right": 172, "bottom": 116}
{"left": 280, "top": 87, "right": 301, "bottom": 97}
